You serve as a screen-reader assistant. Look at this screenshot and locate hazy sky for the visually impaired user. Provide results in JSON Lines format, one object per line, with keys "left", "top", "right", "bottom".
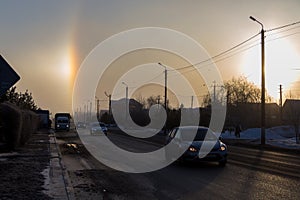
{"left": 1, "top": 1, "right": 300, "bottom": 115}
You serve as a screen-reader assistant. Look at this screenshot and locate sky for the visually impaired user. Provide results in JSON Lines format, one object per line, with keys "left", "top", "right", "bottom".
{"left": 1, "top": 0, "right": 300, "bottom": 115}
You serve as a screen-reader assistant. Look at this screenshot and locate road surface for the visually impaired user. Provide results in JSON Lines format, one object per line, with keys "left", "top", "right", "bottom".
{"left": 56, "top": 129, "right": 300, "bottom": 200}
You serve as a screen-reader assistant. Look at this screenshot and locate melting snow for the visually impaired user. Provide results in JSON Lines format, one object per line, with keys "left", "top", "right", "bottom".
{"left": 221, "top": 126, "right": 300, "bottom": 149}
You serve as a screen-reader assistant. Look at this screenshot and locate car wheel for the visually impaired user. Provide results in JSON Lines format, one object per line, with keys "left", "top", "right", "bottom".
{"left": 218, "top": 160, "right": 227, "bottom": 167}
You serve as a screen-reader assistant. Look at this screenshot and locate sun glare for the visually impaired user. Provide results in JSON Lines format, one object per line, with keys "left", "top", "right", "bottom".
{"left": 242, "top": 36, "right": 300, "bottom": 100}
{"left": 61, "top": 55, "right": 71, "bottom": 77}
{"left": 59, "top": 45, "right": 76, "bottom": 86}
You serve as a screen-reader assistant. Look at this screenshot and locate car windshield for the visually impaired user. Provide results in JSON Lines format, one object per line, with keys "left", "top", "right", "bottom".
{"left": 177, "top": 127, "right": 217, "bottom": 141}
{"left": 58, "top": 119, "right": 68, "bottom": 123}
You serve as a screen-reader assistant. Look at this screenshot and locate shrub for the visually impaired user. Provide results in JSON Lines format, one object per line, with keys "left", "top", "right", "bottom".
{"left": 20, "top": 110, "right": 39, "bottom": 145}
{"left": 0, "top": 102, "right": 22, "bottom": 150}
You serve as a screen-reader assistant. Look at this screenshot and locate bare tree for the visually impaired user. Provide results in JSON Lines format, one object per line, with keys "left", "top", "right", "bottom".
{"left": 203, "top": 76, "right": 272, "bottom": 107}
{"left": 135, "top": 94, "right": 147, "bottom": 109}
{"left": 225, "top": 76, "right": 265, "bottom": 105}
{"left": 146, "top": 95, "right": 163, "bottom": 109}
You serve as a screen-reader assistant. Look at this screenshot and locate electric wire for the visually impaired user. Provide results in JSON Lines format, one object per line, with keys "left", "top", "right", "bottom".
{"left": 108, "top": 20, "right": 300, "bottom": 101}
{"left": 167, "top": 23, "right": 300, "bottom": 78}
{"left": 173, "top": 32, "right": 261, "bottom": 71}
{"left": 266, "top": 20, "right": 300, "bottom": 32}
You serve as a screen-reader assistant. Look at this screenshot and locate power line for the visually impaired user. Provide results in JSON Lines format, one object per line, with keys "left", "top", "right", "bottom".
{"left": 167, "top": 40, "right": 262, "bottom": 77}
{"left": 174, "top": 32, "right": 261, "bottom": 71}
{"left": 111, "top": 19, "right": 300, "bottom": 99}
{"left": 121, "top": 71, "right": 164, "bottom": 90}
{"left": 266, "top": 20, "right": 300, "bottom": 32}
{"left": 266, "top": 31, "right": 300, "bottom": 43}
{"left": 168, "top": 24, "right": 300, "bottom": 77}
{"left": 172, "top": 20, "right": 300, "bottom": 73}
{"left": 266, "top": 24, "right": 300, "bottom": 37}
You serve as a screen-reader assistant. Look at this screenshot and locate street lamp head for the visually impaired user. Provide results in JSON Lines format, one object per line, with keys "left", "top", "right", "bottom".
{"left": 122, "top": 81, "right": 128, "bottom": 87}
{"left": 158, "top": 62, "right": 167, "bottom": 70}
{"left": 249, "top": 16, "right": 264, "bottom": 29}
{"left": 249, "top": 16, "right": 256, "bottom": 22}
{"left": 104, "top": 91, "right": 111, "bottom": 97}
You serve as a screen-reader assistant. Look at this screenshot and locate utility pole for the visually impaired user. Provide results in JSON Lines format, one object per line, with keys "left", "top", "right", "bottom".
{"left": 279, "top": 84, "right": 283, "bottom": 124}
{"left": 84, "top": 104, "right": 86, "bottom": 123}
{"left": 164, "top": 67, "right": 167, "bottom": 112}
{"left": 213, "top": 81, "right": 216, "bottom": 103}
{"left": 165, "top": 67, "right": 168, "bottom": 111}
{"left": 279, "top": 84, "right": 283, "bottom": 106}
{"left": 96, "top": 99, "right": 100, "bottom": 121}
{"left": 226, "top": 89, "right": 230, "bottom": 105}
{"left": 79, "top": 107, "right": 82, "bottom": 122}
{"left": 105, "top": 92, "right": 112, "bottom": 124}
{"left": 191, "top": 96, "right": 194, "bottom": 109}
{"left": 158, "top": 62, "right": 168, "bottom": 134}
{"left": 157, "top": 95, "right": 161, "bottom": 109}
{"left": 122, "top": 82, "right": 129, "bottom": 120}
{"left": 250, "top": 16, "right": 266, "bottom": 145}
{"left": 90, "top": 101, "right": 92, "bottom": 122}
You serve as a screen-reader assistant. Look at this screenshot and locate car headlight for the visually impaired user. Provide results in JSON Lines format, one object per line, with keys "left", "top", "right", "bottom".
{"left": 220, "top": 145, "right": 226, "bottom": 151}
{"left": 188, "top": 147, "right": 197, "bottom": 152}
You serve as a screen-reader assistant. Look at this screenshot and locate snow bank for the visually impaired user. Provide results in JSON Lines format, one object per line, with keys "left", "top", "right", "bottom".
{"left": 221, "top": 126, "right": 300, "bottom": 149}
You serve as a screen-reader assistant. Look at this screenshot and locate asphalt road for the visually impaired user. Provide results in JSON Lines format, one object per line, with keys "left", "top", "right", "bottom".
{"left": 57, "top": 129, "right": 300, "bottom": 200}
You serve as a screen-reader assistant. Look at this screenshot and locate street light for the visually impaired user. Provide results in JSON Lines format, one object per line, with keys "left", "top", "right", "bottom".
{"left": 158, "top": 63, "right": 168, "bottom": 111}
{"left": 104, "top": 92, "right": 112, "bottom": 124}
{"left": 158, "top": 62, "right": 168, "bottom": 134}
{"left": 250, "top": 16, "right": 266, "bottom": 145}
{"left": 95, "top": 96, "right": 100, "bottom": 121}
{"left": 122, "top": 82, "right": 129, "bottom": 119}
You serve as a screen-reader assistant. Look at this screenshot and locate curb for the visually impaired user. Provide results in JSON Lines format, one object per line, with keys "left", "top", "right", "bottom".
{"left": 48, "top": 130, "right": 75, "bottom": 200}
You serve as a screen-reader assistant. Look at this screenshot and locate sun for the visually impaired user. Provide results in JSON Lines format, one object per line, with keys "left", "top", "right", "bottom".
{"left": 241, "top": 35, "right": 300, "bottom": 100}
{"left": 61, "top": 56, "right": 71, "bottom": 77}
{"left": 59, "top": 45, "right": 77, "bottom": 86}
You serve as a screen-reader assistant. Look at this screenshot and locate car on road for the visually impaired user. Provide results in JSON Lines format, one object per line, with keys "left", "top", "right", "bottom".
{"left": 89, "top": 122, "right": 108, "bottom": 135}
{"left": 55, "top": 116, "right": 70, "bottom": 131}
{"left": 165, "top": 126, "right": 227, "bottom": 167}
{"left": 76, "top": 122, "right": 87, "bottom": 129}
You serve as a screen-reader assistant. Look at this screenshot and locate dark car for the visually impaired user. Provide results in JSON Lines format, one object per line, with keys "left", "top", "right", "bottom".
{"left": 89, "top": 122, "right": 108, "bottom": 135}
{"left": 165, "top": 126, "right": 227, "bottom": 167}
{"left": 76, "top": 122, "right": 87, "bottom": 129}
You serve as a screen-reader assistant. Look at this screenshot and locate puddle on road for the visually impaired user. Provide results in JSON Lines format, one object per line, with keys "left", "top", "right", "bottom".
{"left": 62, "top": 142, "right": 82, "bottom": 154}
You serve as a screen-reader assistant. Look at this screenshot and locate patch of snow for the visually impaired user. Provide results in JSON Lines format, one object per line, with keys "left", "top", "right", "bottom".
{"left": 41, "top": 165, "right": 51, "bottom": 196}
{"left": 221, "top": 126, "right": 300, "bottom": 149}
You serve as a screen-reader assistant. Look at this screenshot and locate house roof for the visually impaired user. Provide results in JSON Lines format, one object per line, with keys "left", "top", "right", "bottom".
{"left": 283, "top": 99, "right": 300, "bottom": 108}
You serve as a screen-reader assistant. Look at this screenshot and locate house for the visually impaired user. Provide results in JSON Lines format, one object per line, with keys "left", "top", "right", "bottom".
{"left": 282, "top": 99, "right": 300, "bottom": 125}
{"left": 225, "top": 102, "right": 280, "bottom": 129}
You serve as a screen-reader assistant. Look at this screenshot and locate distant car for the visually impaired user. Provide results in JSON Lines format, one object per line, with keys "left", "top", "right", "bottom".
{"left": 55, "top": 116, "right": 70, "bottom": 131}
{"left": 89, "top": 122, "right": 108, "bottom": 135}
{"left": 76, "top": 122, "right": 86, "bottom": 129}
{"left": 55, "top": 113, "right": 71, "bottom": 132}
{"left": 165, "top": 126, "right": 227, "bottom": 167}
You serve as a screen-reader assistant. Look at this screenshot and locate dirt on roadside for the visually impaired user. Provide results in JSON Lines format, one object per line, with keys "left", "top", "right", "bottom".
{"left": 0, "top": 131, "right": 53, "bottom": 200}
